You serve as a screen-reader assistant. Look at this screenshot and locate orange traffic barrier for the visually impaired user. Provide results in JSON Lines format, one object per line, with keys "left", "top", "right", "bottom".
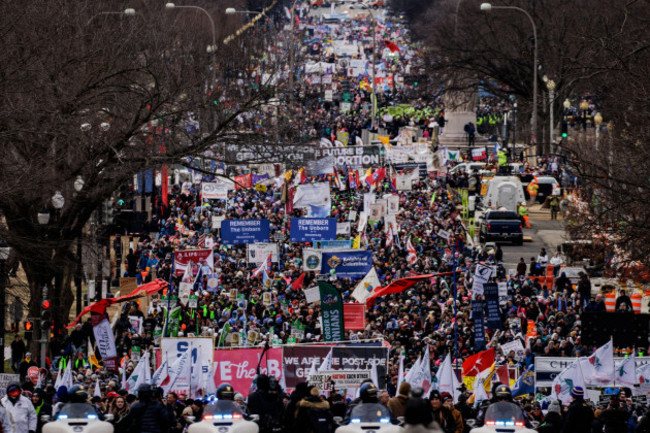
{"left": 605, "top": 292, "right": 616, "bottom": 312}
{"left": 632, "top": 292, "right": 642, "bottom": 314}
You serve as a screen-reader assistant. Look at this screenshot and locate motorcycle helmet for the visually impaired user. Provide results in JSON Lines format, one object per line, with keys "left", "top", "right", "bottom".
{"left": 359, "top": 382, "right": 379, "bottom": 403}
{"left": 217, "top": 384, "right": 235, "bottom": 400}
{"left": 68, "top": 385, "right": 88, "bottom": 403}
{"left": 494, "top": 385, "right": 512, "bottom": 401}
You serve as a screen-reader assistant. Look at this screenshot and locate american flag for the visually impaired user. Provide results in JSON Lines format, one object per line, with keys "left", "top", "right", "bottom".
{"left": 197, "top": 233, "right": 207, "bottom": 248}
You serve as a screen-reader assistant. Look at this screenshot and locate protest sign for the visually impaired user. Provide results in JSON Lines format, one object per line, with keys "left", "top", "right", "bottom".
{"left": 321, "top": 251, "right": 373, "bottom": 279}
{"left": 290, "top": 218, "right": 337, "bottom": 242}
{"left": 221, "top": 219, "right": 270, "bottom": 244}
{"left": 201, "top": 183, "right": 229, "bottom": 200}
{"left": 343, "top": 303, "right": 366, "bottom": 330}
{"left": 484, "top": 283, "right": 502, "bottom": 329}
{"left": 174, "top": 249, "right": 214, "bottom": 276}
{"left": 212, "top": 348, "right": 283, "bottom": 398}
{"left": 314, "top": 240, "right": 352, "bottom": 249}
{"left": 247, "top": 243, "right": 279, "bottom": 264}
{"left": 336, "top": 222, "right": 351, "bottom": 236}
{"left": 472, "top": 301, "right": 486, "bottom": 351}
{"left": 282, "top": 345, "right": 389, "bottom": 389}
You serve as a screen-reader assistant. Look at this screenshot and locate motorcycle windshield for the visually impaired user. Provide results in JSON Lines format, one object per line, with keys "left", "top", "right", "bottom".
{"left": 204, "top": 400, "right": 244, "bottom": 416}
{"left": 58, "top": 403, "right": 99, "bottom": 419}
{"left": 349, "top": 403, "right": 391, "bottom": 423}
{"left": 484, "top": 402, "right": 525, "bottom": 425}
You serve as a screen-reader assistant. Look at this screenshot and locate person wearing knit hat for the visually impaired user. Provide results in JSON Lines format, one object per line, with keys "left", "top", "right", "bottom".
{"left": 388, "top": 382, "right": 411, "bottom": 418}
{"left": 563, "top": 386, "right": 594, "bottom": 433}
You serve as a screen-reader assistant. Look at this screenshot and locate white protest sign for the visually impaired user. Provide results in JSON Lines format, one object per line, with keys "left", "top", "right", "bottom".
{"left": 337, "top": 222, "right": 351, "bottom": 236}
{"left": 247, "top": 243, "right": 279, "bottom": 264}
{"left": 201, "top": 183, "right": 229, "bottom": 200}
{"left": 500, "top": 339, "right": 525, "bottom": 361}
{"left": 471, "top": 264, "right": 493, "bottom": 298}
{"left": 304, "top": 287, "right": 321, "bottom": 304}
{"left": 498, "top": 282, "right": 509, "bottom": 305}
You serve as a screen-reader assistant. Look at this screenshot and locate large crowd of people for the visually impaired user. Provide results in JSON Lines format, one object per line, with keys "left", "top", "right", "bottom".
{"left": 3, "top": 3, "right": 647, "bottom": 433}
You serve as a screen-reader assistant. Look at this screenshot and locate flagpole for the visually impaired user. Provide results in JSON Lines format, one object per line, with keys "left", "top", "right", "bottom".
{"left": 452, "top": 245, "right": 460, "bottom": 379}
{"left": 164, "top": 252, "right": 175, "bottom": 338}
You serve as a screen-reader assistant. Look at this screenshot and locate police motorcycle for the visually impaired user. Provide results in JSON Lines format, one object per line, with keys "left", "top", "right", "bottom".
{"left": 468, "top": 385, "right": 538, "bottom": 433}
{"left": 334, "top": 383, "right": 404, "bottom": 433}
{"left": 188, "top": 384, "right": 259, "bottom": 433}
{"left": 43, "top": 386, "right": 114, "bottom": 433}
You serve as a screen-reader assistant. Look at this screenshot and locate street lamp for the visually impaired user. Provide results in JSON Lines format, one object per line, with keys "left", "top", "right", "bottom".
{"left": 74, "top": 176, "right": 85, "bottom": 193}
{"left": 481, "top": 2, "right": 538, "bottom": 148}
{"left": 86, "top": 8, "right": 138, "bottom": 25}
{"left": 0, "top": 241, "right": 10, "bottom": 373}
{"left": 579, "top": 100, "right": 589, "bottom": 131}
{"left": 545, "top": 78, "right": 556, "bottom": 154}
{"left": 165, "top": 3, "right": 217, "bottom": 55}
{"left": 594, "top": 112, "right": 603, "bottom": 149}
{"left": 37, "top": 208, "right": 51, "bottom": 226}
{"left": 225, "top": 8, "right": 261, "bottom": 15}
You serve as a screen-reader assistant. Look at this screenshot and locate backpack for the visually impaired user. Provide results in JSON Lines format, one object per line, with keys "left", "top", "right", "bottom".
{"left": 306, "top": 408, "right": 333, "bottom": 433}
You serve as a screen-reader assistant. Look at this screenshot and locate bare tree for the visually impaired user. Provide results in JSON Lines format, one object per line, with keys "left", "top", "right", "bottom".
{"left": 0, "top": 0, "right": 282, "bottom": 353}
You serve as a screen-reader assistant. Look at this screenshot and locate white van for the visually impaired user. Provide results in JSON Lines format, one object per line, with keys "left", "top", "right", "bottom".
{"left": 448, "top": 162, "right": 486, "bottom": 175}
{"left": 484, "top": 176, "right": 526, "bottom": 212}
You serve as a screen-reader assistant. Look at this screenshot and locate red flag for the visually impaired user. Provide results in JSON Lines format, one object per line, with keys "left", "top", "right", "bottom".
{"left": 365, "top": 167, "right": 386, "bottom": 186}
{"left": 382, "top": 40, "right": 400, "bottom": 53}
{"left": 67, "top": 279, "right": 169, "bottom": 328}
{"left": 291, "top": 272, "right": 306, "bottom": 291}
{"left": 366, "top": 272, "right": 453, "bottom": 306}
{"left": 235, "top": 173, "right": 253, "bottom": 189}
{"left": 462, "top": 347, "right": 495, "bottom": 377}
{"left": 161, "top": 164, "right": 169, "bottom": 208}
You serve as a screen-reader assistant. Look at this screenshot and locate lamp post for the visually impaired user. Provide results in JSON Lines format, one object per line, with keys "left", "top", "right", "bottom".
{"left": 74, "top": 177, "right": 84, "bottom": 316}
{"left": 0, "top": 241, "right": 10, "bottom": 373}
{"left": 86, "top": 8, "right": 138, "bottom": 25}
{"left": 166, "top": 2, "right": 217, "bottom": 98}
{"left": 580, "top": 99, "right": 589, "bottom": 131}
{"left": 481, "top": 3, "right": 538, "bottom": 148}
{"left": 37, "top": 210, "right": 50, "bottom": 368}
{"left": 545, "top": 78, "right": 556, "bottom": 154}
{"left": 594, "top": 112, "right": 603, "bottom": 150}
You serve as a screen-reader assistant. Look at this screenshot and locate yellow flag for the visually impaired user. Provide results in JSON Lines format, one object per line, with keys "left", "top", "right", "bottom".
{"left": 378, "top": 136, "right": 390, "bottom": 146}
{"left": 88, "top": 338, "right": 100, "bottom": 369}
{"left": 283, "top": 170, "right": 293, "bottom": 181}
{"left": 352, "top": 234, "right": 361, "bottom": 249}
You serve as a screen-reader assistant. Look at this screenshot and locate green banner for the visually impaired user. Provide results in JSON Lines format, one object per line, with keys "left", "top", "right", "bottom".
{"left": 318, "top": 281, "right": 345, "bottom": 342}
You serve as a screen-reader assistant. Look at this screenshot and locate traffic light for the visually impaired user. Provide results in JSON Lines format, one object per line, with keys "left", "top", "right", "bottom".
{"left": 41, "top": 299, "right": 51, "bottom": 332}
{"left": 560, "top": 121, "right": 568, "bottom": 138}
{"left": 103, "top": 199, "right": 114, "bottom": 224}
{"left": 24, "top": 321, "right": 33, "bottom": 341}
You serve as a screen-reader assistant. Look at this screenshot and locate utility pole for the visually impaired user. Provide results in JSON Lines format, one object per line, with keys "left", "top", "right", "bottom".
{"left": 371, "top": 19, "right": 377, "bottom": 130}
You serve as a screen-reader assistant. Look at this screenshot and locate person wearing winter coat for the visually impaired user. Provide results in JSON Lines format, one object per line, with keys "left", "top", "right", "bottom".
{"left": 388, "top": 382, "right": 410, "bottom": 418}
{"left": 1, "top": 382, "right": 36, "bottom": 433}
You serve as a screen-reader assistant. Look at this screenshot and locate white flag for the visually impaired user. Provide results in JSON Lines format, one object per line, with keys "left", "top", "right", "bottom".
{"left": 616, "top": 355, "right": 637, "bottom": 387}
{"left": 127, "top": 351, "right": 151, "bottom": 391}
{"left": 579, "top": 356, "right": 595, "bottom": 385}
{"left": 319, "top": 349, "right": 333, "bottom": 372}
{"left": 58, "top": 360, "right": 74, "bottom": 391}
{"left": 472, "top": 376, "right": 489, "bottom": 408}
{"left": 396, "top": 354, "right": 405, "bottom": 394}
{"left": 94, "top": 379, "right": 102, "bottom": 398}
{"left": 152, "top": 358, "right": 169, "bottom": 387}
{"left": 551, "top": 360, "right": 586, "bottom": 405}
{"left": 371, "top": 360, "right": 379, "bottom": 387}
{"left": 351, "top": 268, "right": 381, "bottom": 303}
{"left": 406, "top": 237, "right": 417, "bottom": 265}
{"left": 637, "top": 363, "right": 650, "bottom": 388}
{"left": 163, "top": 350, "right": 191, "bottom": 395}
{"left": 404, "top": 356, "right": 421, "bottom": 385}
{"left": 437, "top": 353, "right": 461, "bottom": 402}
{"left": 588, "top": 339, "right": 615, "bottom": 383}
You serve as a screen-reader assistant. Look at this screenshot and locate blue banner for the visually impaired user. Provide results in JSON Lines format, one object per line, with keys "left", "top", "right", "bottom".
{"left": 471, "top": 301, "right": 486, "bottom": 351}
{"left": 484, "top": 283, "right": 502, "bottom": 329}
{"left": 321, "top": 251, "right": 373, "bottom": 279}
{"left": 290, "top": 218, "right": 337, "bottom": 242}
{"left": 221, "top": 219, "right": 270, "bottom": 244}
{"left": 314, "top": 240, "right": 352, "bottom": 249}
